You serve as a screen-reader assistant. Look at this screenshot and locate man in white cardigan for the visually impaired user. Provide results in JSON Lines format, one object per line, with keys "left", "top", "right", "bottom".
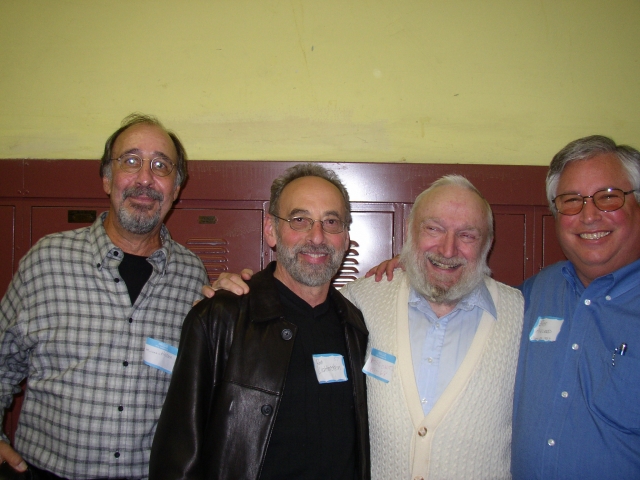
{"left": 208, "top": 175, "right": 524, "bottom": 479}
{"left": 343, "top": 175, "right": 523, "bottom": 479}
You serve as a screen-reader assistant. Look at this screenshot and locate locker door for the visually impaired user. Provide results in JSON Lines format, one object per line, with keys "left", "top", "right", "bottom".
{"left": 0, "top": 206, "right": 15, "bottom": 296}
{"left": 31, "top": 206, "right": 107, "bottom": 246}
{"left": 334, "top": 210, "right": 395, "bottom": 287}
{"left": 165, "top": 208, "right": 264, "bottom": 282}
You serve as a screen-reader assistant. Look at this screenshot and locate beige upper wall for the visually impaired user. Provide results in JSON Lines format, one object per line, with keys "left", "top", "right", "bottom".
{"left": 1, "top": 0, "right": 638, "bottom": 165}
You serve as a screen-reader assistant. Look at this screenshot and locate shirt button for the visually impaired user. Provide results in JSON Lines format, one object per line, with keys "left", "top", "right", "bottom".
{"left": 114, "top": 278, "right": 120, "bottom": 283}
{"left": 421, "top": 398, "right": 428, "bottom": 405}
{"left": 548, "top": 439, "right": 555, "bottom": 446}
{"left": 427, "top": 357, "right": 433, "bottom": 363}
{"left": 281, "top": 329, "right": 293, "bottom": 341}
{"left": 584, "top": 299, "right": 591, "bottom": 305}
{"left": 114, "top": 451, "right": 120, "bottom": 458}
{"left": 123, "top": 361, "right": 129, "bottom": 367}
{"left": 435, "top": 323, "right": 440, "bottom": 329}
{"left": 113, "top": 251, "right": 119, "bottom": 257}
{"left": 418, "top": 427, "right": 428, "bottom": 437}
{"left": 118, "top": 405, "right": 124, "bottom": 411}
{"left": 572, "top": 343, "right": 579, "bottom": 350}
{"left": 128, "top": 318, "right": 133, "bottom": 323}
{"left": 561, "top": 391, "right": 568, "bottom": 398}
{"left": 605, "top": 295, "right": 611, "bottom": 301}
{"left": 261, "top": 404, "right": 273, "bottom": 416}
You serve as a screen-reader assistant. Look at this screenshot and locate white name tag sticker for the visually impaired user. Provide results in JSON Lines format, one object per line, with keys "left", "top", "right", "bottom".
{"left": 362, "top": 348, "right": 396, "bottom": 383}
{"left": 144, "top": 337, "right": 178, "bottom": 374}
{"left": 529, "top": 317, "right": 564, "bottom": 342}
{"left": 312, "top": 353, "right": 348, "bottom": 383}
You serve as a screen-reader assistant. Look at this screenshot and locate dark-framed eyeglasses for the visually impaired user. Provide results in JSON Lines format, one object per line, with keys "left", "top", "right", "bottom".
{"left": 112, "top": 153, "right": 176, "bottom": 177}
{"left": 272, "top": 214, "right": 346, "bottom": 234}
{"left": 553, "top": 188, "right": 636, "bottom": 216}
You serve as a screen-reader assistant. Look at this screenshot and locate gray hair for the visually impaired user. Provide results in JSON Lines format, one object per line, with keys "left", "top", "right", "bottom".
{"left": 546, "top": 135, "right": 640, "bottom": 216}
{"left": 100, "top": 113, "right": 188, "bottom": 187}
{"left": 269, "top": 163, "right": 352, "bottom": 226}
{"left": 408, "top": 174, "right": 494, "bottom": 250}
{"left": 401, "top": 175, "right": 494, "bottom": 296}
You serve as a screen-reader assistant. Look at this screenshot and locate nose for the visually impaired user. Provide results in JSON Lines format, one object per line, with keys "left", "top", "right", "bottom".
{"left": 439, "top": 231, "right": 457, "bottom": 258}
{"left": 306, "top": 220, "right": 326, "bottom": 244}
{"left": 579, "top": 196, "right": 602, "bottom": 223}
{"left": 134, "top": 160, "right": 155, "bottom": 186}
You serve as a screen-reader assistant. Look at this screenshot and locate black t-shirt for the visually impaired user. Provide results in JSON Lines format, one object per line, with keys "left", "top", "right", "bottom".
{"left": 118, "top": 252, "right": 153, "bottom": 304}
{"left": 259, "top": 280, "right": 357, "bottom": 480}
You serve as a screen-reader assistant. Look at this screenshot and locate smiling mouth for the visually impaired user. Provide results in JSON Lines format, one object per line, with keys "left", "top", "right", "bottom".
{"left": 579, "top": 231, "right": 611, "bottom": 240}
{"left": 429, "top": 258, "right": 462, "bottom": 270}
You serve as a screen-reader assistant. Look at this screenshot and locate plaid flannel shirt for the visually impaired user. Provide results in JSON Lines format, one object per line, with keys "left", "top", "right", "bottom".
{"left": 0, "top": 213, "right": 208, "bottom": 479}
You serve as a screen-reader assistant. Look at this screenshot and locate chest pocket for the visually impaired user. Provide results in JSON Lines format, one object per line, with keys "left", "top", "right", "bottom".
{"left": 583, "top": 347, "right": 640, "bottom": 433}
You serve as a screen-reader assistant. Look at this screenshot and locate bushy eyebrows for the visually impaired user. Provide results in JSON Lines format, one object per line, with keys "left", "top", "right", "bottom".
{"left": 556, "top": 186, "right": 624, "bottom": 196}
{"left": 120, "top": 148, "right": 172, "bottom": 160}
{"left": 420, "top": 217, "right": 482, "bottom": 233}
{"left": 288, "top": 208, "right": 343, "bottom": 218}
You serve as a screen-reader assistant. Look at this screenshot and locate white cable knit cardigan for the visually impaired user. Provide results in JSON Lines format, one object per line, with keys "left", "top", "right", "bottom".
{"left": 341, "top": 272, "right": 523, "bottom": 480}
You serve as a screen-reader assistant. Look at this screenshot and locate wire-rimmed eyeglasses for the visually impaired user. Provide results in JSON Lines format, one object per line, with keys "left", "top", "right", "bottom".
{"left": 553, "top": 188, "right": 636, "bottom": 216}
{"left": 272, "top": 214, "right": 346, "bottom": 234}
{"left": 112, "top": 153, "right": 176, "bottom": 177}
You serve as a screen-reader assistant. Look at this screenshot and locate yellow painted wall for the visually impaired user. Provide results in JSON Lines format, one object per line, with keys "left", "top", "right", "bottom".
{"left": 1, "top": 0, "right": 638, "bottom": 165}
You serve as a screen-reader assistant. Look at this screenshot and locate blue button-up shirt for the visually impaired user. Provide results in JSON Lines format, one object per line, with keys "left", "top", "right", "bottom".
{"left": 408, "top": 282, "right": 497, "bottom": 415}
{"left": 513, "top": 259, "right": 640, "bottom": 479}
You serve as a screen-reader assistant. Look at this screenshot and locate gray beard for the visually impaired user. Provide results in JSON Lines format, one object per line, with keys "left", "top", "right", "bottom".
{"left": 275, "top": 232, "right": 345, "bottom": 287}
{"left": 400, "top": 243, "right": 487, "bottom": 306}
{"left": 117, "top": 186, "right": 164, "bottom": 235}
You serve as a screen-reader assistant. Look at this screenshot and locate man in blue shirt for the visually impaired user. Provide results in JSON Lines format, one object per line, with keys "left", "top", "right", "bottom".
{"left": 512, "top": 135, "right": 640, "bottom": 478}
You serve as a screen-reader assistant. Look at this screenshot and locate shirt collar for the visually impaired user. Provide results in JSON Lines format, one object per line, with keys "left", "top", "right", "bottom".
{"left": 93, "top": 211, "right": 172, "bottom": 274}
{"left": 408, "top": 279, "right": 497, "bottom": 320}
{"left": 562, "top": 257, "right": 640, "bottom": 299}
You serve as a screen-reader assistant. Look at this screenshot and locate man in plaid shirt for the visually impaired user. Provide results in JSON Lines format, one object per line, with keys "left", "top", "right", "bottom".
{"left": 0, "top": 114, "right": 208, "bottom": 479}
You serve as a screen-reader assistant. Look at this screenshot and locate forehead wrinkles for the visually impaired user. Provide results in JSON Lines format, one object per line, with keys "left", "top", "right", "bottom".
{"left": 114, "top": 125, "right": 176, "bottom": 159}
{"left": 280, "top": 178, "right": 347, "bottom": 216}
{"left": 418, "top": 214, "right": 484, "bottom": 233}
{"left": 118, "top": 147, "right": 173, "bottom": 161}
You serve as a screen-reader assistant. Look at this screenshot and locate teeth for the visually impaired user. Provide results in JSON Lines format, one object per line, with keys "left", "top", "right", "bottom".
{"left": 430, "top": 260, "right": 459, "bottom": 269}
{"left": 580, "top": 231, "right": 610, "bottom": 240}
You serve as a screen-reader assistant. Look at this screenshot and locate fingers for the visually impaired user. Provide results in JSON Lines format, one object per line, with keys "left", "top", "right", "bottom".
{"left": 200, "top": 271, "right": 253, "bottom": 300}
{"left": 212, "top": 273, "right": 250, "bottom": 296}
{"left": 364, "top": 260, "right": 394, "bottom": 282}
{"left": 201, "top": 285, "right": 216, "bottom": 299}
{"left": 364, "top": 256, "right": 402, "bottom": 282}
{"left": 240, "top": 269, "right": 254, "bottom": 281}
{"left": 384, "top": 256, "right": 402, "bottom": 280}
{"left": 0, "top": 441, "right": 27, "bottom": 472}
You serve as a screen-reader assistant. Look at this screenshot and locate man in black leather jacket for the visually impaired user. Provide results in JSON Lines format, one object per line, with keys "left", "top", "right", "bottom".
{"left": 150, "top": 164, "right": 370, "bottom": 480}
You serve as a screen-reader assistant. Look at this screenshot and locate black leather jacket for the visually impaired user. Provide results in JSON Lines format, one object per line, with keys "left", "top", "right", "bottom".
{"left": 150, "top": 263, "right": 370, "bottom": 480}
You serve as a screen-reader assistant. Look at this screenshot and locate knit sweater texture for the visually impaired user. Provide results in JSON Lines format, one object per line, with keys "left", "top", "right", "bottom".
{"left": 341, "top": 272, "right": 523, "bottom": 480}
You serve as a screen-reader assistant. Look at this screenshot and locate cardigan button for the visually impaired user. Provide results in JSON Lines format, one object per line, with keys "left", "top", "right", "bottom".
{"left": 281, "top": 329, "right": 293, "bottom": 341}
{"left": 418, "top": 427, "right": 427, "bottom": 437}
{"left": 261, "top": 404, "right": 273, "bottom": 416}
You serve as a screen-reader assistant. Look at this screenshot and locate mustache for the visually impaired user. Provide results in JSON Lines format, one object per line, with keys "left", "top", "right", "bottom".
{"left": 295, "top": 244, "right": 334, "bottom": 255}
{"left": 122, "top": 186, "right": 164, "bottom": 202}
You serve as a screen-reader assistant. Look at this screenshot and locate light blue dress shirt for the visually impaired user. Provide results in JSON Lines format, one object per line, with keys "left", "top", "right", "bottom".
{"left": 512, "top": 259, "right": 640, "bottom": 479}
{"left": 408, "top": 282, "right": 497, "bottom": 415}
